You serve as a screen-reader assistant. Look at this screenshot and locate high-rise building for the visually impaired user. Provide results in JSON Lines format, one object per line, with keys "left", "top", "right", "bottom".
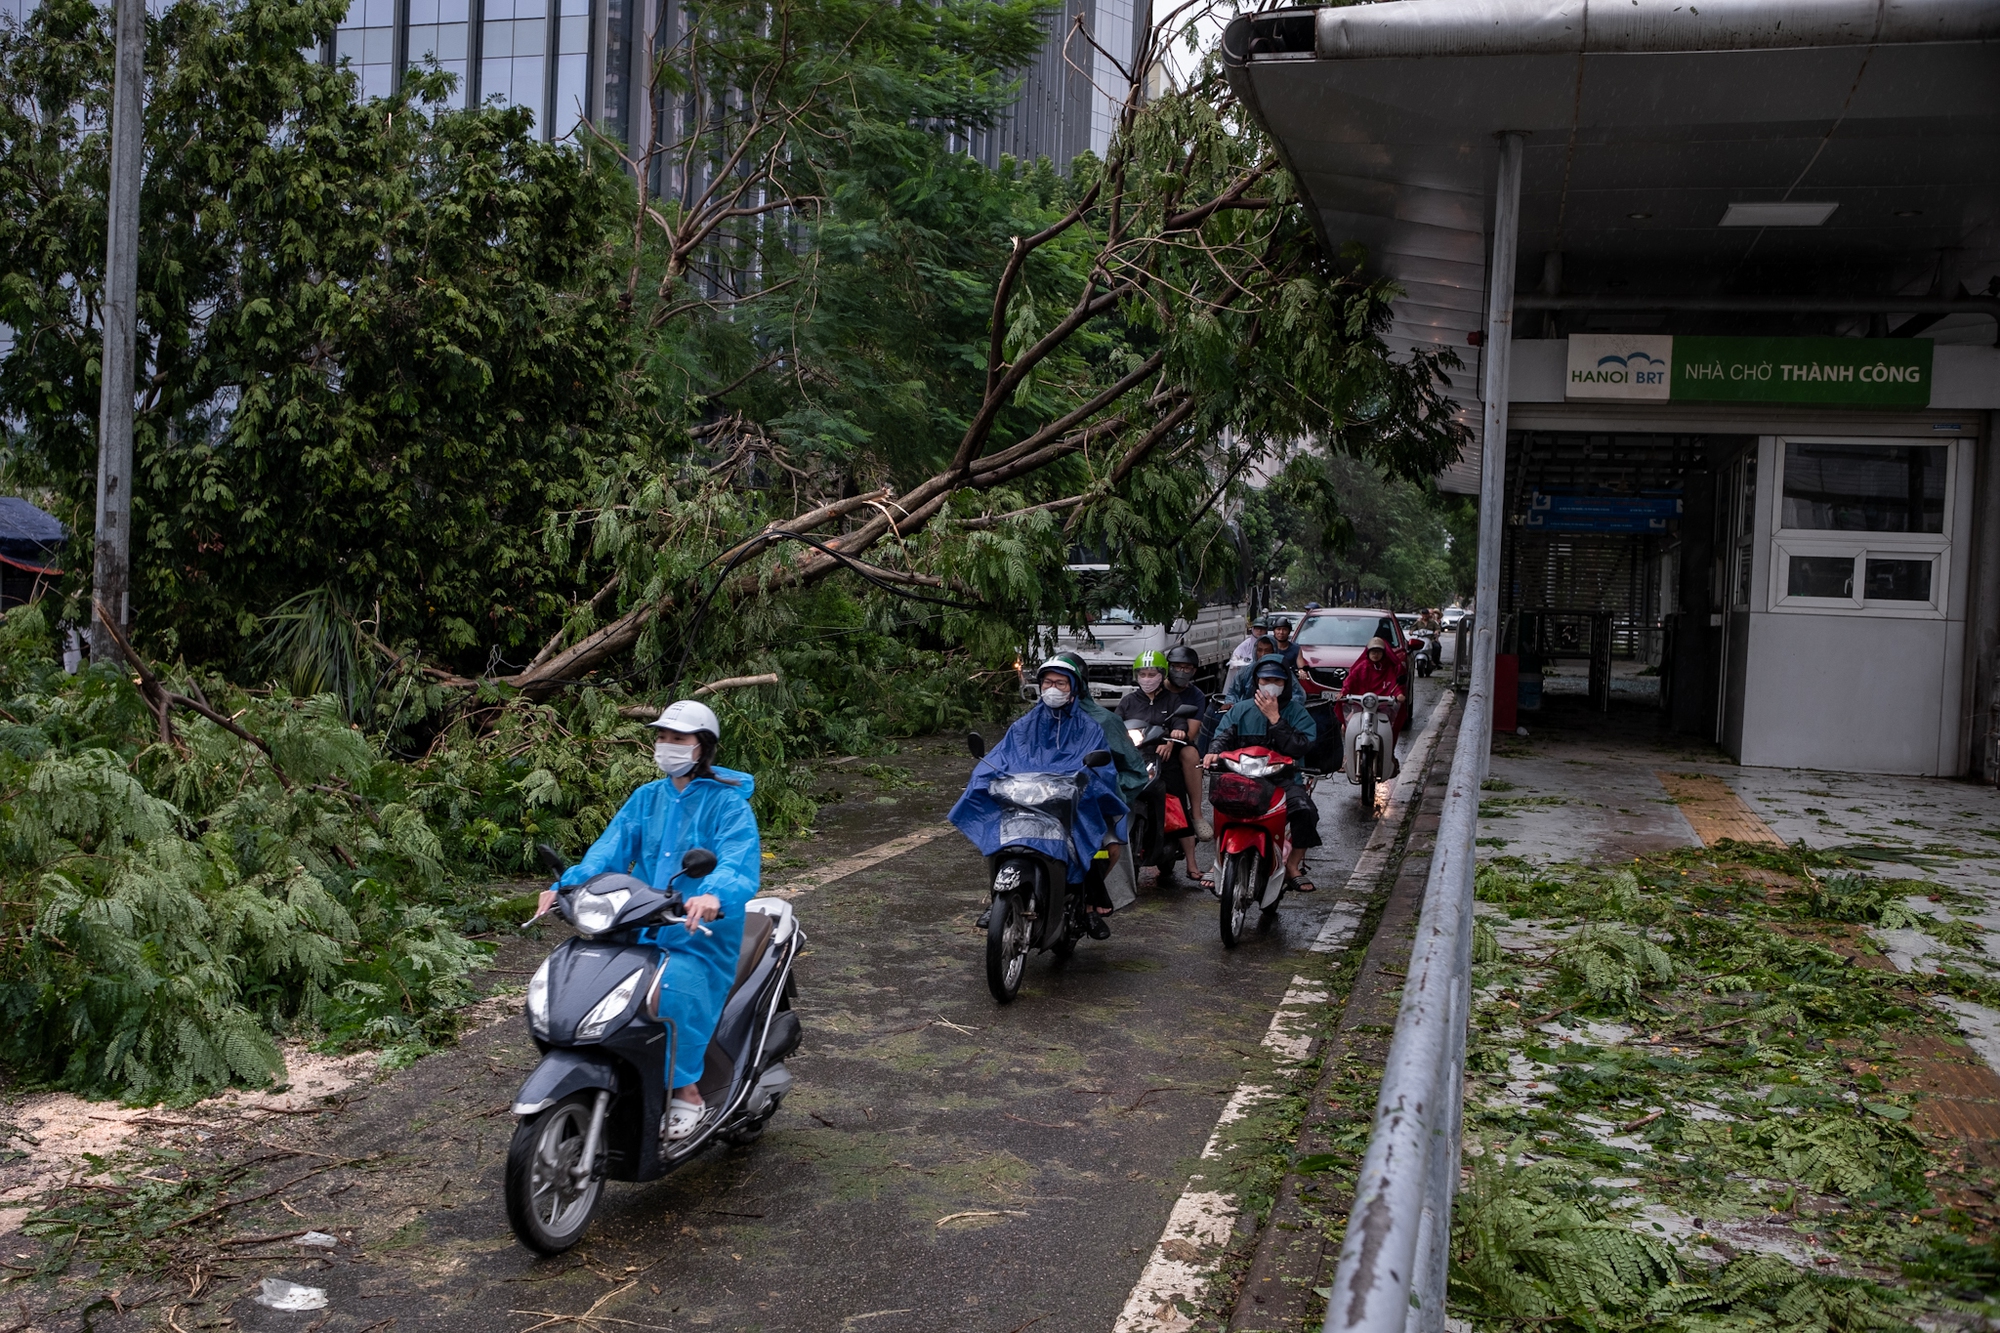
{"left": 323, "top": 0, "right": 1150, "bottom": 169}
{"left": 0, "top": 0, "right": 1150, "bottom": 168}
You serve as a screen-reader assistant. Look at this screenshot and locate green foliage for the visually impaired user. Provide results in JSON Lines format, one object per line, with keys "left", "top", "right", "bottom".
{"left": 0, "top": 606, "right": 485, "bottom": 1101}
{"left": 1238, "top": 452, "right": 1460, "bottom": 609}
{"left": 0, "top": 0, "right": 637, "bottom": 669}
{"left": 1555, "top": 924, "right": 1679, "bottom": 1011}
{"left": 1806, "top": 875, "right": 1924, "bottom": 930}
{"left": 1452, "top": 1151, "right": 1681, "bottom": 1322}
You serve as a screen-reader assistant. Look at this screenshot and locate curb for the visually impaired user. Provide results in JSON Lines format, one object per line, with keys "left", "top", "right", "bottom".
{"left": 1227, "top": 695, "right": 1465, "bottom": 1330}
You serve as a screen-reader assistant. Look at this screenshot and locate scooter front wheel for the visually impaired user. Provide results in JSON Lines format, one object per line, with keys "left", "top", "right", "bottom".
{"left": 1358, "top": 749, "right": 1377, "bottom": 809}
{"left": 1219, "top": 848, "right": 1257, "bottom": 948}
{"left": 985, "top": 892, "right": 1030, "bottom": 1003}
{"left": 505, "top": 1092, "right": 606, "bottom": 1254}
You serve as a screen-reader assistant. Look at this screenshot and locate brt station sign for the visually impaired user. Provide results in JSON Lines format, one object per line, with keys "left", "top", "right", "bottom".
{"left": 1566, "top": 335, "right": 1936, "bottom": 408}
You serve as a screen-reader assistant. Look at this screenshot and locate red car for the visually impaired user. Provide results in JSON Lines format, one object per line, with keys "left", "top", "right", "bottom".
{"left": 1292, "top": 607, "right": 1415, "bottom": 734}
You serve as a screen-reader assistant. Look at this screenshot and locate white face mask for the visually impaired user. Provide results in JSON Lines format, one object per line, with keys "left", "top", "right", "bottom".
{"left": 654, "top": 740, "right": 698, "bottom": 776}
{"left": 1136, "top": 671, "right": 1163, "bottom": 693}
{"left": 1040, "top": 685, "right": 1071, "bottom": 709}
{"left": 1258, "top": 681, "right": 1283, "bottom": 700}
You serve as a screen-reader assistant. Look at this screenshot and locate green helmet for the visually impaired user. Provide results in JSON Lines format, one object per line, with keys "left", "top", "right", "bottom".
{"left": 1054, "top": 651, "right": 1088, "bottom": 679}
{"left": 1132, "top": 650, "right": 1169, "bottom": 673}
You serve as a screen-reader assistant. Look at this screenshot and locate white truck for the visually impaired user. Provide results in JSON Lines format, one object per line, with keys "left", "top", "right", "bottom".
{"left": 1023, "top": 590, "right": 1249, "bottom": 704}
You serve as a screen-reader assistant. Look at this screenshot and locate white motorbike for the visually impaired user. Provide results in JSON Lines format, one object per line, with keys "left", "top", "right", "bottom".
{"left": 1340, "top": 692, "right": 1400, "bottom": 810}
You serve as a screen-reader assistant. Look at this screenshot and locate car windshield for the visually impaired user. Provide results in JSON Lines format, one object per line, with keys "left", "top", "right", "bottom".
{"left": 1092, "top": 607, "right": 1141, "bottom": 625}
{"left": 1296, "top": 615, "right": 1394, "bottom": 647}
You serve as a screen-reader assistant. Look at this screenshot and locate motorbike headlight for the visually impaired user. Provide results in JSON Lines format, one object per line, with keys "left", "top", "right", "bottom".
{"left": 570, "top": 888, "right": 631, "bottom": 936}
{"left": 1127, "top": 728, "right": 1146, "bottom": 745}
{"left": 526, "top": 958, "right": 552, "bottom": 1037}
{"left": 574, "top": 967, "right": 647, "bottom": 1043}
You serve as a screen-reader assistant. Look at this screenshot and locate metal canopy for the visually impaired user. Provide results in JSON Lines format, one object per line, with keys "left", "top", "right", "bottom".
{"left": 1222, "top": 0, "right": 2000, "bottom": 490}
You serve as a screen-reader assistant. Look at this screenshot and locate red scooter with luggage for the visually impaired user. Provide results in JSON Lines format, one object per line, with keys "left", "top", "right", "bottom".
{"left": 1206, "top": 743, "right": 1298, "bottom": 947}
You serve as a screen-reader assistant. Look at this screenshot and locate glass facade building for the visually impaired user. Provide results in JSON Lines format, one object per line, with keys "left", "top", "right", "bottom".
{"left": 0, "top": 0, "right": 1147, "bottom": 164}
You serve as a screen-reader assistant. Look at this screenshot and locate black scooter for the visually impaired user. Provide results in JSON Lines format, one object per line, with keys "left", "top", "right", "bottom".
{"left": 1124, "top": 702, "right": 1202, "bottom": 876}
{"left": 965, "top": 733, "right": 1115, "bottom": 1004}
{"left": 504, "top": 844, "right": 804, "bottom": 1254}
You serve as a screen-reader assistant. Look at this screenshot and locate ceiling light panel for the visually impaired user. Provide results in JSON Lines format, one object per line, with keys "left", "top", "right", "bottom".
{"left": 1719, "top": 201, "right": 1839, "bottom": 227}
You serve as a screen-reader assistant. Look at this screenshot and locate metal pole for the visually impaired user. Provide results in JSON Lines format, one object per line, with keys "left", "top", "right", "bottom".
{"left": 90, "top": 0, "right": 145, "bottom": 662}
{"left": 1470, "top": 132, "right": 1523, "bottom": 772}
{"left": 1321, "top": 131, "right": 1522, "bottom": 1333}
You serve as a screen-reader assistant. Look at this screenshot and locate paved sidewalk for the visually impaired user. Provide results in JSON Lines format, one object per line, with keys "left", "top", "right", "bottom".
{"left": 1479, "top": 694, "right": 2000, "bottom": 987}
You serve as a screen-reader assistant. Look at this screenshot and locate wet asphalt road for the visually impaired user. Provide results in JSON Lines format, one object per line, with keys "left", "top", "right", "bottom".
{"left": 226, "top": 679, "right": 1442, "bottom": 1333}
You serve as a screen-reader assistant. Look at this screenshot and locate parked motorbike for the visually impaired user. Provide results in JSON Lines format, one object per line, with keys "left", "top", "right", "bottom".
{"left": 504, "top": 844, "right": 804, "bottom": 1255}
{"left": 965, "top": 732, "right": 1115, "bottom": 1003}
{"left": 1208, "top": 744, "right": 1304, "bottom": 947}
{"left": 1124, "top": 702, "right": 1202, "bottom": 878}
{"left": 1340, "top": 692, "right": 1400, "bottom": 809}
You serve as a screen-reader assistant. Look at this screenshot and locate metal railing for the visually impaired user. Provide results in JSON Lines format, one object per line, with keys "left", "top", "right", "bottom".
{"left": 1321, "top": 129, "right": 1518, "bottom": 1333}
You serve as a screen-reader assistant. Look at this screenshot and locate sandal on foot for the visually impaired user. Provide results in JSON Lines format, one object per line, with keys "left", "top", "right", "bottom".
{"left": 664, "top": 1098, "right": 704, "bottom": 1142}
{"left": 1086, "top": 912, "right": 1112, "bottom": 940}
{"left": 1287, "top": 876, "right": 1317, "bottom": 894}
{"left": 1193, "top": 870, "right": 1216, "bottom": 893}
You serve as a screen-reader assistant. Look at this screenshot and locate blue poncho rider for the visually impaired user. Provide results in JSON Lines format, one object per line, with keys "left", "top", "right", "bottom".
{"left": 533, "top": 699, "right": 760, "bottom": 1143}
{"left": 1203, "top": 655, "right": 1323, "bottom": 894}
{"left": 951, "top": 658, "right": 1130, "bottom": 940}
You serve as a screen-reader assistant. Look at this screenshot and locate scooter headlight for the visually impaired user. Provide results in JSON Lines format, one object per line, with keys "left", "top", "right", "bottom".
{"left": 574, "top": 967, "right": 647, "bottom": 1043}
{"left": 1127, "top": 728, "right": 1146, "bottom": 746}
{"left": 526, "top": 958, "right": 552, "bottom": 1037}
{"left": 570, "top": 888, "right": 631, "bottom": 937}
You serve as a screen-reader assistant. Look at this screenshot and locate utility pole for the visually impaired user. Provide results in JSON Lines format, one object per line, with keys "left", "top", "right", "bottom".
{"left": 90, "top": 0, "right": 144, "bottom": 661}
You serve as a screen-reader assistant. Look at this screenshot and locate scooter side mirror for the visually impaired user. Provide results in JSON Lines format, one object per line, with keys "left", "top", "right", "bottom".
{"left": 680, "top": 848, "right": 718, "bottom": 880}
{"left": 1171, "top": 703, "right": 1200, "bottom": 720}
{"left": 535, "top": 842, "right": 569, "bottom": 875}
{"left": 967, "top": 731, "right": 987, "bottom": 760}
{"left": 1083, "top": 749, "right": 1113, "bottom": 768}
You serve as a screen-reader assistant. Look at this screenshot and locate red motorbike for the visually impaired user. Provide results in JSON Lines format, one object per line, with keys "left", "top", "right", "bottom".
{"left": 1207, "top": 744, "right": 1300, "bottom": 947}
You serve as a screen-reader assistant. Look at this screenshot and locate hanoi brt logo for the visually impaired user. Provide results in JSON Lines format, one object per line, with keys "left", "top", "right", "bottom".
{"left": 1566, "top": 334, "right": 1673, "bottom": 400}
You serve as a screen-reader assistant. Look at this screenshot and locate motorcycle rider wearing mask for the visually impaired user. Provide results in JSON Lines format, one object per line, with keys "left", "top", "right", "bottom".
{"left": 1203, "top": 655, "right": 1323, "bottom": 894}
{"left": 1004, "top": 660, "right": 1130, "bottom": 937}
{"left": 533, "top": 700, "right": 760, "bottom": 1144}
{"left": 1116, "top": 649, "right": 1213, "bottom": 883}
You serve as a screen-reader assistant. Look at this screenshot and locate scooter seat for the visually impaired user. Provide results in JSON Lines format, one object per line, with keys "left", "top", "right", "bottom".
{"left": 731, "top": 909, "right": 776, "bottom": 997}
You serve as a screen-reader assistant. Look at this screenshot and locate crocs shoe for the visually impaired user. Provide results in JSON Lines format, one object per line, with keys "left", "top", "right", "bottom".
{"left": 664, "top": 1098, "right": 704, "bottom": 1142}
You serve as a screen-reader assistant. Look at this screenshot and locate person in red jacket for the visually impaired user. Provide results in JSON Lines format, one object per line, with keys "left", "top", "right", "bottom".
{"left": 1336, "top": 636, "right": 1405, "bottom": 771}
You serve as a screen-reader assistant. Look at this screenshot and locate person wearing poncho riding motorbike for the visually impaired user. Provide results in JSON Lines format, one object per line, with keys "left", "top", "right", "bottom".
{"left": 534, "top": 700, "right": 760, "bottom": 1145}
{"left": 1203, "top": 655, "right": 1323, "bottom": 894}
{"left": 952, "top": 658, "right": 1131, "bottom": 939}
{"left": 1336, "top": 635, "right": 1406, "bottom": 774}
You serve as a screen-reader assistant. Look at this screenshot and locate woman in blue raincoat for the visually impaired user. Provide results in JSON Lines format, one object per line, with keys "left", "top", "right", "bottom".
{"left": 950, "top": 658, "right": 1129, "bottom": 937}
{"left": 537, "top": 699, "right": 759, "bottom": 1142}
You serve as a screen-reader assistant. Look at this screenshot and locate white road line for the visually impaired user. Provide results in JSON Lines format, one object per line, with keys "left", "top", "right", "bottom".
{"left": 1116, "top": 689, "right": 1457, "bottom": 1331}
{"left": 762, "top": 824, "right": 954, "bottom": 899}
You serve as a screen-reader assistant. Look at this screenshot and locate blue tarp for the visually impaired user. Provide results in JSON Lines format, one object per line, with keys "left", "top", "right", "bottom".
{"left": 949, "top": 677, "right": 1128, "bottom": 884}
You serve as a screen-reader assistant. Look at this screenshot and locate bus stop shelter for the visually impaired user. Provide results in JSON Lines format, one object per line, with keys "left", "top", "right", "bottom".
{"left": 1224, "top": 0, "right": 2000, "bottom": 779}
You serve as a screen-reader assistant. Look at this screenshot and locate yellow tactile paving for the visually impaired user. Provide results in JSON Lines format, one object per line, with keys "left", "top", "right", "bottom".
{"left": 1654, "top": 772, "right": 1786, "bottom": 848}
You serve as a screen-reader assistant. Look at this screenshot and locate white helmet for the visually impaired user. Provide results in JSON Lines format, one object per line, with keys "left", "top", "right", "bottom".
{"left": 651, "top": 699, "right": 720, "bottom": 738}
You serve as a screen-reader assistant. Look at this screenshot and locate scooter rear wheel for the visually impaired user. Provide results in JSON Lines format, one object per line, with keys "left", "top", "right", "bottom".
{"left": 985, "top": 893, "right": 1029, "bottom": 1003}
{"left": 505, "top": 1092, "right": 605, "bottom": 1254}
{"left": 1219, "top": 849, "right": 1257, "bottom": 948}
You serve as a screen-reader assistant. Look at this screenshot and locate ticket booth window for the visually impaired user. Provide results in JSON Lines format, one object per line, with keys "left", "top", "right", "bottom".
{"left": 1770, "top": 440, "right": 1952, "bottom": 618}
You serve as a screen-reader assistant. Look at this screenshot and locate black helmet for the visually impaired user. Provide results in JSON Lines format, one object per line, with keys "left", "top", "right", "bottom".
{"left": 1166, "top": 645, "right": 1199, "bottom": 670}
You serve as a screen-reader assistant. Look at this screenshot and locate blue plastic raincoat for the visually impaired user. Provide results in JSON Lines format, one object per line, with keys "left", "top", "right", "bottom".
{"left": 558, "top": 768, "right": 761, "bottom": 1089}
{"left": 949, "top": 666, "right": 1128, "bottom": 884}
